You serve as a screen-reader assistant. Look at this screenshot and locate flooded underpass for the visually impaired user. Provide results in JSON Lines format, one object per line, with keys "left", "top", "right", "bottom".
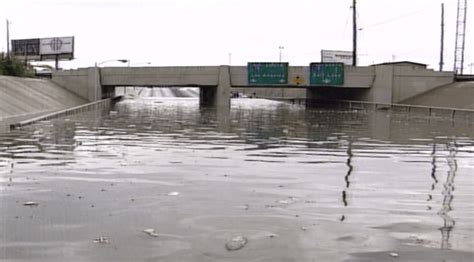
{"left": 1, "top": 97, "right": 473, "bottom": 261}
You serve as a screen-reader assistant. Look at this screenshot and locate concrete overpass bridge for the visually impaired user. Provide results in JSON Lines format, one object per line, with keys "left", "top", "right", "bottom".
{"left": 52, "top": 63, "right": 453, "bottom": 110}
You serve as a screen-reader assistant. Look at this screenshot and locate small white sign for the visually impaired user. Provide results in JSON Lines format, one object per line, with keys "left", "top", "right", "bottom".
{"left": 40, "top": 36, "right": 74, "bottom": 55}
{"left": 321, "top": 50, "right": 353, "bottom": 65}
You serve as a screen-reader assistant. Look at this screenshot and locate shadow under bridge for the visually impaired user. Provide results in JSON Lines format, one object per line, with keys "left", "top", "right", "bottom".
{"left": 99, "top": 66, "right": 230, "bottom": 108}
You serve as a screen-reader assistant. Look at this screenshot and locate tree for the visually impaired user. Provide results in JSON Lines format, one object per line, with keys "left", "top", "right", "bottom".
{"left": 0, "top": 53, "right": 30, "bottom": 77}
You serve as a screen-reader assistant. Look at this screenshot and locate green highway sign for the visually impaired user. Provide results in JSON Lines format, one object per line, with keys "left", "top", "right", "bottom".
{"left": 248, "top": 62, "right": 289, "bottom": 85}
{"left": 310, "top": 63, "right": 344, "bottom": 86}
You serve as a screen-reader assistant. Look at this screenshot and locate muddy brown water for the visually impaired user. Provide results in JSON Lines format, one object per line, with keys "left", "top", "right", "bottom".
{"left": 1, "top": 98, "right": 473, "bottom": 261}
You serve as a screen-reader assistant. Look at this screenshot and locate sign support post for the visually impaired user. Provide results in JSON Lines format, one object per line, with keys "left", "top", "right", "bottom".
{"left": 55, "top": 55, "right": 59, "bottom": 70}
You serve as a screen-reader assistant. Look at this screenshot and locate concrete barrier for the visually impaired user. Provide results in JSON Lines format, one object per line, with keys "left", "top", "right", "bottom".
{"left": 10, "top": 97, "right": 122, "bottom": 129}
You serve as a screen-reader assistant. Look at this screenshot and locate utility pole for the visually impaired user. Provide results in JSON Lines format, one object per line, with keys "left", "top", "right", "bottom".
{"left": 352, "top": 0, "right": 357, "bottom": 66}
{"left": 439, "top": 3, "right": 445, "bottom": 71}
{"left": 6, "top": 19, "right": 11, "bottom": 59}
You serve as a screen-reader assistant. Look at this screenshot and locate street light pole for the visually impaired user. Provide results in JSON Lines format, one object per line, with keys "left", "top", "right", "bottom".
{"left": 278, "top": 46, "right": 284, "bottom": 62}
{"left": 278, "top": 46, "right": 285, "bottom": 98}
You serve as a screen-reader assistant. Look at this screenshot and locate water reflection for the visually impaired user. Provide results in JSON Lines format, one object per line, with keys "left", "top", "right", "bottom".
{"left": 438, "top": 142, "right": 457, "bottom": 249}
{"left": 340, "top": 140, "right": 353, "bottom": 222}
{"left": 426, "top": 143, "right": 438, "bottom": 212}
{"left": 0, "top": 97, "right": 473, "bottom": 261}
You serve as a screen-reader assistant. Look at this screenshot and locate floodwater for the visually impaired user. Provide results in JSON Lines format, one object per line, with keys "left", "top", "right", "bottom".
{"left": 1, "top": 97, "right": 473, "bottom": 261}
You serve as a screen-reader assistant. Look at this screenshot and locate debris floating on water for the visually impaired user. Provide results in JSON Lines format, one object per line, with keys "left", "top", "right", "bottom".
{"left": 93, "top": 236, "right": 109, "bottom": 244}
{"left": 277, "top": 196, "right": 299, "bottom": 205}
{"left": 143, "top": 228, "right": 159, "bottom": 237}
{"left": 236, "top": 204, "right": 249, "bottom": 210}
{"left": 225, "top": 236, "right": 248, "bottom": 251}
{"left": 389, "top": 252, "right": 399, "bottom": 258}
{"left": 23, "top": 201, "right": 39, "bottom": 206}
{"left": 167, "top": 191, "right": 179, "bottom": 196}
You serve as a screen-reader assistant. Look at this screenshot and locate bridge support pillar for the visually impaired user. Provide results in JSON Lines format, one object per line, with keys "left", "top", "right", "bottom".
{"left": 88, "top": 67, "right": 102, "bottom": 102}
{"left": 199, "top": 65, "right": 231, "bottom": 110}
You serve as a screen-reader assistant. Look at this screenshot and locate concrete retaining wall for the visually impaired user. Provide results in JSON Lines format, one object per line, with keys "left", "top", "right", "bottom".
{"left": 364, "top": 64, "right": 454, "bottom": 104}
{"left": 52, "top": 68, "right": 98, "bottom": 101}
{"left": 400, "top": 81, "right": 474, "bottom": 109}
{"left": 0, "top": 75, "right": 87, "bottom": 120}
{"left": 392, "top": 65, "right": 454, "bottom": 102}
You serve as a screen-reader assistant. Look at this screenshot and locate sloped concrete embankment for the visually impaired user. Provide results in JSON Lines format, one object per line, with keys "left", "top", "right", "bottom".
{"left": 401, "top": 81, "right": 474, "bottom": 110}
{"left": 0, "top": 75, "right": 87, "bottom": 122}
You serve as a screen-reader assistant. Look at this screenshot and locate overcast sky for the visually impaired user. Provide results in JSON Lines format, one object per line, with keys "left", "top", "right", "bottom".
{"left": 1, "top": 0, "right": 472, "bottom": 72}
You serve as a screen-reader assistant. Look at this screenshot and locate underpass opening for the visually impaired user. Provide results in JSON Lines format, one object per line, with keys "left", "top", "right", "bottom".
{"left": 113, "top": 86, "right": 200, "bottom": 98}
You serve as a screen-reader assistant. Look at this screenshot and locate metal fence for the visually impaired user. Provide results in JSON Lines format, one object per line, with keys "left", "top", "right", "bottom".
{"left": 280, "top": 98, "right": 474, "bottom": 123}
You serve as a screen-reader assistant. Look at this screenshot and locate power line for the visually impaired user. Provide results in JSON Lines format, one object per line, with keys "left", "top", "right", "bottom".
{"left": 341, "top": 7, "right": 352, "bottom": 42}
{"left": 359, "top": 8, "right": 428, "bottom": 31}
{"left": 440, "top": 3, "right": 445, "bottom": 72}
{"left": 352, "top": 0, "right": 357, "bottom": 66}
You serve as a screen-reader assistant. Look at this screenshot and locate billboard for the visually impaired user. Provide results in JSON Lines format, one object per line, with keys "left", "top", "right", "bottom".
{"left": 11, "top": 39, "right": 40, "bottom": 56}
{"left": 248, "top": 62, "right": 288, "bottom": 85}
{"left": 310, "top": 63, "right": 345, "bottom": 86}
{"left": 11, "top": 36, "right": 74, "bottom": 61}
{"left": 40, "top": 37, "right": 74, "bottom": 55}
{"left": 321, "top": 50, "right": 353, "bottom": 65}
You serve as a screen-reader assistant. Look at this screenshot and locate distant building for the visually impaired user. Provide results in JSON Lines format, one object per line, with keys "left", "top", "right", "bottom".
{"left": 371, "top": 61, "right": 428, "bottom": 70}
